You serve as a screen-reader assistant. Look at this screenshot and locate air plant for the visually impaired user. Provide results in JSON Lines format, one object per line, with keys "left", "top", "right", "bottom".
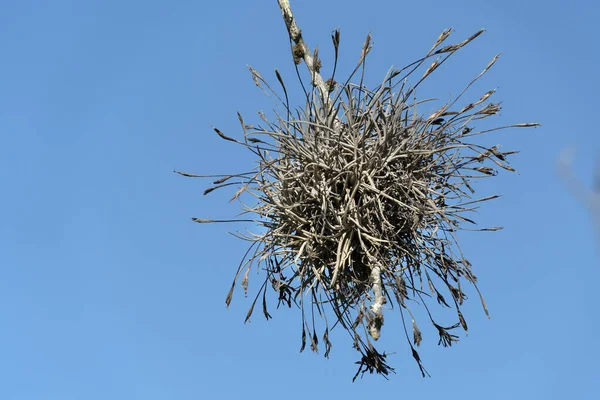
{"left": 178, "top": 0, "right": 540, "bottom": 380}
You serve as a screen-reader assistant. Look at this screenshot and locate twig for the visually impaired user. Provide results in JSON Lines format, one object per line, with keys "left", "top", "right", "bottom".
{"left": 277, "top": 0, "right": 330, "bottom": 102}
{"left": 368, "top": 261, "right": 385, "bottom": 340}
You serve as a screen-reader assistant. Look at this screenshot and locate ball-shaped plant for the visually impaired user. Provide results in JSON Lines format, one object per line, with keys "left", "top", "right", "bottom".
{"left": 179, "top": 0, "right": 539, "bottom": 380}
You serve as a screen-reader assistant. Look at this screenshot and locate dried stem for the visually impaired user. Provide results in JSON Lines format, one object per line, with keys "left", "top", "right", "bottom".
{"left": 368, "top": 261, "right": 385, "bottom": 340}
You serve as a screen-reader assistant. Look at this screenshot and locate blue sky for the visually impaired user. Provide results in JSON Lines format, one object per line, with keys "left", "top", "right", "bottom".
{"left": 1, "top": 0, "right": 598, "bottom": 398}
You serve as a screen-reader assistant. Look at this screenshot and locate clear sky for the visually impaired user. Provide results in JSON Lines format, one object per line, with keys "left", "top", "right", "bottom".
{"left": 1, "top": 0, "right": 598, "bottom": 398}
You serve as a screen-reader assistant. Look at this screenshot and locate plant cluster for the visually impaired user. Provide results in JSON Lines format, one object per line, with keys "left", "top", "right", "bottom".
{"left": 179, "top": 2, "right": 539, "bottom": 380}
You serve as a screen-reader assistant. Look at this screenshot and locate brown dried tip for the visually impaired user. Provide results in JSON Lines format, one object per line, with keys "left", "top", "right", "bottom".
{"left": 461, "top": 29, "right": 485, "bottom": 47}
{"left": 212, "top": 126, "right": 237, "bottom": 142}
{"left": 314, "top": 58, "right": 322, "bottom": 72}
{"left": 331, "top": 28, "right": 340, "bottom": 50}
{"left": 423, "top": 58, "right": 440, "bottom": 79}
{"left": 174, "top": 170, "right": 202, "bottom": 178}
{"left": 359, "top": 33, "right": 373, "bottom": 63}
{"left": 325, "top": 78, "right": 337, "bottom": 92}
{"left": 248, "top": 66, "right": 264, "bottom": 87}
{"left": 413, "top": 320, "right": 422, "bottom": 346}
{"left": 433, "top": 28, "right": 453, "bottom": 49}
{"left": 203, "top": 186, "right": 217, "bottom": 195}
{"left": 293, "top": 42, "right": 304, "bottom": 64}
{"left": 514, "top": 122, "right": 541, "bottom": 128}
{"left": 191, "top": 218, "right": 214, "bottom": 223}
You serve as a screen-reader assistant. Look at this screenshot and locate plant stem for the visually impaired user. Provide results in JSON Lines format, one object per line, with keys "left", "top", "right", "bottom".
{"left": 369, "top": 263, "right": 385, "bottom": 340}
{"left": 276, "top": 0, "right": 330, "bottom": 102}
